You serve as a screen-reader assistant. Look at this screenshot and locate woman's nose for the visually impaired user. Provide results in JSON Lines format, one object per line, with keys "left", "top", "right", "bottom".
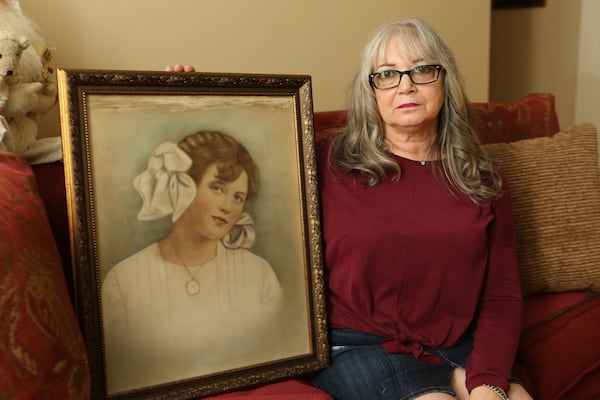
{"left": 396, "top": 73, "right": 416, "bottom": 93}
{"left": 219, "top": 198, "right": 233, "bottom": 213}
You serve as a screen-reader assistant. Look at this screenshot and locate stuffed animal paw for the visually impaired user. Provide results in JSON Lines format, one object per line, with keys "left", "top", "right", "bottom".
{"left": 0, "top": 81, "right": 44, "bottom": 117}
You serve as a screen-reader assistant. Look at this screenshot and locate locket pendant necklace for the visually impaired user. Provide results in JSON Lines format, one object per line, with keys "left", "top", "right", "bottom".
{"left": 168, "top": 238, "right": 214, "bottom": 296}
{"left": 186, "top": 277, "right": 201, "bottom": 296}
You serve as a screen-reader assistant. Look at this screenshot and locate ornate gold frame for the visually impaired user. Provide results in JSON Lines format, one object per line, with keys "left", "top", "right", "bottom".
{"left": 57, "top": 69, "right": 329, "bottom": 399}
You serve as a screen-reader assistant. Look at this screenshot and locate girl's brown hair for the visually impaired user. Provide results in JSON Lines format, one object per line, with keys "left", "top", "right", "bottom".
{"left": 178, "top": 131, "right": 259, "bottom": 198}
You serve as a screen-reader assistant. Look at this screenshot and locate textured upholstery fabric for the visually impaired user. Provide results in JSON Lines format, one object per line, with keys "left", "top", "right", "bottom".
{"left": 0, "top": 153, "right": 90, "bottom": 400}
{"left": 31, "top": 161, "right": 73, "bottom": 303}
{"left": 521, "top": 291, "right": 587, "bottom": 329}
{"left": 472, "top": 93, "right": 560, "bottom": 144}
{"left": 483, "top": 124, "right": 600, "bottom": 295}
{"left": 517, "top": 294, "right": 600, "bottom": 400}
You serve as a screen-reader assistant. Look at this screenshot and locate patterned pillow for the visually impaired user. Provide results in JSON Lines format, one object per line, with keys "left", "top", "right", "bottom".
{"left": 472, "top": 93, "right": 560, "bottom": 144}
{"left": 484, "top": 124, "right": 600, "bottom": 295}
{"left": 0, "top": 153, "right": 90, "bottom": 399}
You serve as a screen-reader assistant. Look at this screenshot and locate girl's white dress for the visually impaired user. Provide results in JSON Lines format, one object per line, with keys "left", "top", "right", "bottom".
{"left": 101, "top": 241, "right": 284, "bottom": 394}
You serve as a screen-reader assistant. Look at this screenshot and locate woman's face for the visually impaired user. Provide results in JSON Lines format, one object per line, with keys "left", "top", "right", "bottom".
{"left": 373, "top": 35, "right": 445, "bottom": 137}
{"left": 179, "top": 163, "right": 248, "bottom": 241}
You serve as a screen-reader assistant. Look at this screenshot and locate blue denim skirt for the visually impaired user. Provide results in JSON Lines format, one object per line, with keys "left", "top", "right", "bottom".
{"left": 310, "top": 328, "right": 521, "bottom": 400}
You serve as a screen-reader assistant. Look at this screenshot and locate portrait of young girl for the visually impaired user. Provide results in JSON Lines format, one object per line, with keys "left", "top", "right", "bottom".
{"left": 101, "top": 130, "right": 286, "bottom": 394}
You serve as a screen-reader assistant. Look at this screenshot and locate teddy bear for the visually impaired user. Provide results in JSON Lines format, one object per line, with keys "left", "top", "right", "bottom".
{"left": 0, "top": 32, "right": 31, "bottom": 151}
{"left": 0, "top": 33, "right": 28, "bottom": 86}
{"left": 0, "top": 0, "right": 60, "bottom": 162}
{"left": 0, "top": 33, "right": 56, "bottom": 116}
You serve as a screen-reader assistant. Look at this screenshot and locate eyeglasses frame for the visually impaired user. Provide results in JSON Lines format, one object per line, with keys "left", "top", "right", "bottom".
{"left": 368, "top": 64, "right": 444, "bottom": 90}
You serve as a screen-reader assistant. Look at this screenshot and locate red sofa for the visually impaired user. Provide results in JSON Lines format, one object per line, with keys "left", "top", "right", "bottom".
{"left": 3, "top": 93, "right": 599, "bottom": 399}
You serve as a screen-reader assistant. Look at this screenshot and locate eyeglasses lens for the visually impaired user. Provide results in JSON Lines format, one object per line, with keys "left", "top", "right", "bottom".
{"left": 371, "top": 65, "right": 440, "bottom": 89}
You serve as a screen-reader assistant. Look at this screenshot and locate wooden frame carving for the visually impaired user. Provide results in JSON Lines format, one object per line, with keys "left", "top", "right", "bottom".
{"left": 57, "top": 69, "right": 329, "bottom": 399}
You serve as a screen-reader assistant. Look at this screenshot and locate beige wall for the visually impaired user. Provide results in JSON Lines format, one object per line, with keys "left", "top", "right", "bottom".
{"left": 575, "top": 0, "right": 600, "bottom": 132}
{"left": 19, "top": 0, "right": 491, "bottom": 138}
{"left": 490, "top": 1, "right": 582, "bottom": 128}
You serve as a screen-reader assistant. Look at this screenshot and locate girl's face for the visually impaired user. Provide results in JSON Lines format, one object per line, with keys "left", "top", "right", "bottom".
{"left": 180, "top": 163, "right": 248, "bottom": 241}
{"left": 373, "top": 35, "right": 445, "bottom": 137}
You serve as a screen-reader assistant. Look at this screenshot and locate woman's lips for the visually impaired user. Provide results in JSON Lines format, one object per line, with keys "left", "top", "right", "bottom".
{"left": 397, "top": 102, "right": 419, "bottom": 109}
{"left": 212, "top": 216, "right": 228, "bottom": 226}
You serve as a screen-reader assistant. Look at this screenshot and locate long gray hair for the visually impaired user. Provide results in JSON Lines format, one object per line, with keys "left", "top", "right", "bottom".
{"left": 332, "top": 17, "right": 502, "bottom": 202}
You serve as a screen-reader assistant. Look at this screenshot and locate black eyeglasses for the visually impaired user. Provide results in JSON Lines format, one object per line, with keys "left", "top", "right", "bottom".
{"left": 368, "top": 64, "right": 443, "bottom": 90}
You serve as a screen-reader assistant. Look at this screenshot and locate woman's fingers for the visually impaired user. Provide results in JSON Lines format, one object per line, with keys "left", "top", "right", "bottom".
{"left": 165, "top": 64, "right": 196, "bottom": 72}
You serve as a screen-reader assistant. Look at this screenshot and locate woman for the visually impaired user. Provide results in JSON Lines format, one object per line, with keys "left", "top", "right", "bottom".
{"left": 310, "top": 18, "right": 532, "bottom": 400}
{"left": 101, "top": 131, "right": 284, "bottom": 394}
{"left": 167, "top": 18, "right": 532, "bottom": 399}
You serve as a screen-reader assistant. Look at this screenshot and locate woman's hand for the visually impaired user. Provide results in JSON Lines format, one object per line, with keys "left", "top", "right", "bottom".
{"left": 469, "top": 385, "right": 505, "bottom": 400}
{"left": 165, "top": 64, "right": 195, "bottom": 72}
{"left": 470, "top": 383, "right": 533, "bottom": 400}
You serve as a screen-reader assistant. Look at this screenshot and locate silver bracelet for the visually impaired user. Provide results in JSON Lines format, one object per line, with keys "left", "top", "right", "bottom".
{"left": 483, "top": 384, "right": 510, "bottom": 400}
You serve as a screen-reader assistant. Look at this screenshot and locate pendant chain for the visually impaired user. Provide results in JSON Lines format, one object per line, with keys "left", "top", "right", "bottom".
{"left": 168, "top": 238, "right": 215, "bottom": 295}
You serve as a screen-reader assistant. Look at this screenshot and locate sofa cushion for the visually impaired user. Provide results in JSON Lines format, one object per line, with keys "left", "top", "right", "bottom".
{"left": 483, "top": 124, "right": 600, "bottom": 295}
{"left": 522, "top": 291, "right": 588, "bottom": 329}
{"left": 31, "top": 161, "right": 73, "bottom": 303}
{"left": 205, "top": 378, "right": 333, "bottom": 399}
{"left": 471, "top": 93, "right": 560, "bottom": 144}
{"left": 517, "top": 293, "right": 600, "bottom": 400}
{"left": 0, "top": 153, "right": 90, "bottom": 399}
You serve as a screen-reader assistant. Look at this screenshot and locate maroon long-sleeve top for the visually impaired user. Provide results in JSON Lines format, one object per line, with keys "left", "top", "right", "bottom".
{"left": 316, "top": 137, "right": 523, "bottom": 392}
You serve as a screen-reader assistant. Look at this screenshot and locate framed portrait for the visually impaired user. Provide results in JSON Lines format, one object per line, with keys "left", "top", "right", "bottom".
{"left": 56, "top": 69, "right": 329, "bottom": 399}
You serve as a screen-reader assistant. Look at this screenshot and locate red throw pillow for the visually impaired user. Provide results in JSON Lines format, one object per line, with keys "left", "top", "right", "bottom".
{"left": 0, "top": 153, "right": 90, "bottom": 399}
{"left": 471, "top": 93, "right": 560, "bottom": 144}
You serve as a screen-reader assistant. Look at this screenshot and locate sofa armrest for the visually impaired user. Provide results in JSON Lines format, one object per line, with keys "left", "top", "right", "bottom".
{"left": 31, "top": 161, "right": 73, "bottom": 302}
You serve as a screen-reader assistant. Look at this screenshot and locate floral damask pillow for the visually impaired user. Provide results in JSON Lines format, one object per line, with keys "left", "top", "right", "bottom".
{"left": 471, "top": 93, "right": 560, "bottom": 144}
{"left": 0, "top": 153, "right": 90, "bottom": 399}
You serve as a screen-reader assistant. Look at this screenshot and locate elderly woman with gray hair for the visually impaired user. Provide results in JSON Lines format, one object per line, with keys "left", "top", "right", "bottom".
{"left": 167, "top": 17, "right": 533, "bottom": 400}
{"left": 309, "top": 18, "right": 533, "bottom": 400}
